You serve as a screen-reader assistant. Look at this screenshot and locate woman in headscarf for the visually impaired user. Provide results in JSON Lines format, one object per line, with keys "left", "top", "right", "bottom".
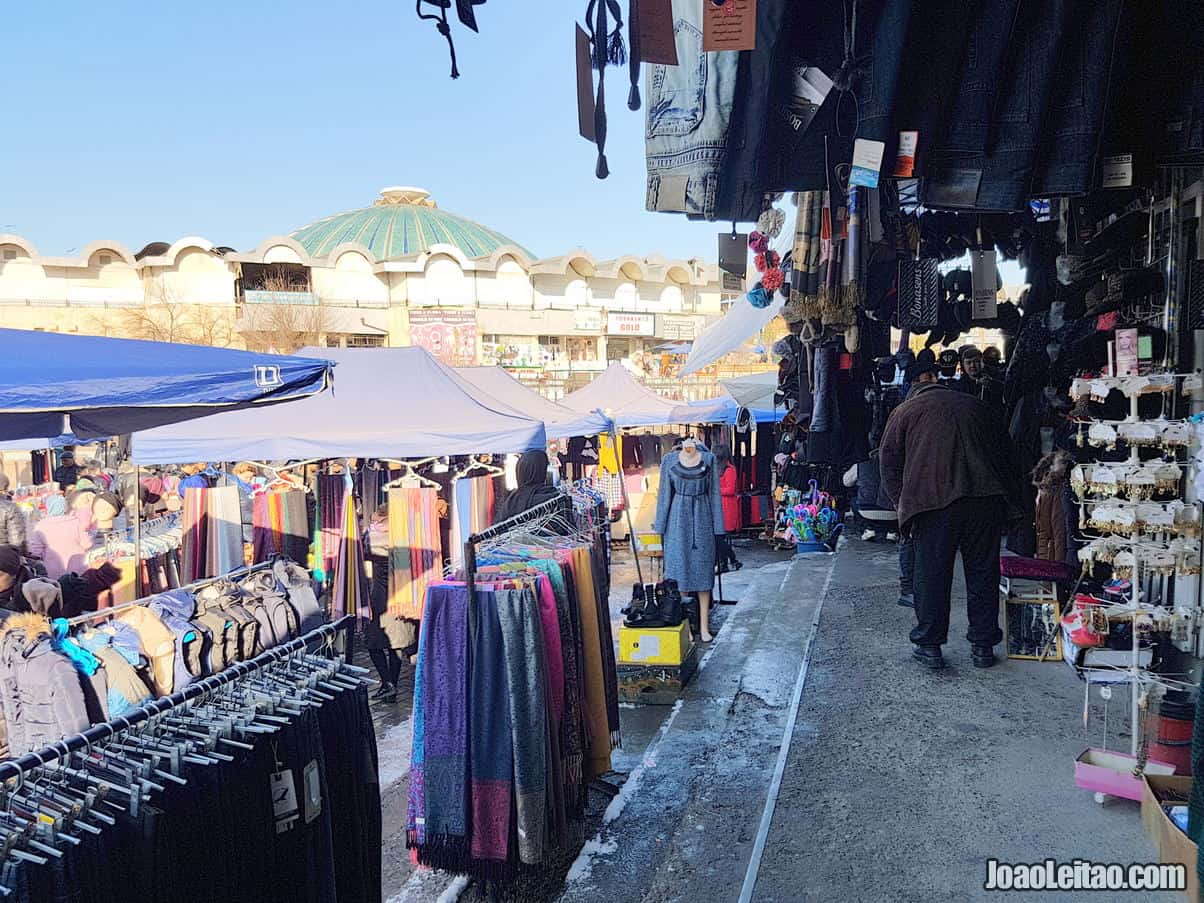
{"left": 495, "top": 449, "right": 571, "bottom": 527}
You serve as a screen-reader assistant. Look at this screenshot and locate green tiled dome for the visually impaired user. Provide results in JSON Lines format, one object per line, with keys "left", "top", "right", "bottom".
{"left": 290, "top": 187, "right": 533, "bottom": 261}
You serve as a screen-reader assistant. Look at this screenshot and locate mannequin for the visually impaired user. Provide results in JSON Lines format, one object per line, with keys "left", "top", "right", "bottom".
{"left": 91, "top": 491, "right": 123, "bottom": 532}
{"left": 654, "top": 438, "right": 726, "bottom": 642}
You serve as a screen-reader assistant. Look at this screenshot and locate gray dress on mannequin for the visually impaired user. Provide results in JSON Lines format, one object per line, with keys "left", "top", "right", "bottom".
{"left": 653, "top": 450, "right": 726, "bottom": 592}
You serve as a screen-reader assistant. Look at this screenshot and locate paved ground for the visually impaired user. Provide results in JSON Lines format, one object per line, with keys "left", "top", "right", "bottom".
{"left": 372, "top": 535, "right": 1173, "bottom": 902}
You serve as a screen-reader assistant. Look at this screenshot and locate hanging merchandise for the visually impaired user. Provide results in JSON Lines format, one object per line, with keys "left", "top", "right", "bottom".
{"left": 387, "top": 486, "right": 444, "bottom": 621}
{"left": 449, "top": 474, "right": 496, "bottom": 565}
{"left": 408, "top": 491, "right": 618, "bottom": 880}
{"left": 0, "top": 617, "right": 381, "bottom": 903}
{"left": 180, "top": 485, "right": 243, "bottom": 583}
{"left": 252, "top": 488, "right": 310, "bottom": 565}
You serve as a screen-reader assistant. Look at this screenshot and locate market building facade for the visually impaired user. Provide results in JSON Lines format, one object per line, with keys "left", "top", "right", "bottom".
{"left": 0, "top": 187, "right": 738, "bottom": 398}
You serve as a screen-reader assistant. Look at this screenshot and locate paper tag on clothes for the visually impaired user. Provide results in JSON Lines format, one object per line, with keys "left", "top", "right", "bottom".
{"left": 893, "top": 131, "right": 918, "bottom": 177}
{"left": 575, "top": 25, "right": 596, "bottom": 142}
{"left": 971, "top": 248, "right": 999, "bottom": 320}
{"left": 271, "top": 769, "right": 299, "bottom": 834}
{"left": 782, "top": 65, "right": 833, "bottom": 134}
{"left": 1101, "top": 154, "right": 1133, "bottom": 189}
{"left": 703, "top": 0, "right": 756, "bottom": 52}
{"left": 718, "top": 232, "right": 749, "bottom": 277}
{"left": 638, "top": 0, "right": 678, "bottom": 65}
{"left": 849, "top": 139, "right": 886, "bottom": 189}
{"left": 303, "top": 760, "right": 323, "bottom": 825}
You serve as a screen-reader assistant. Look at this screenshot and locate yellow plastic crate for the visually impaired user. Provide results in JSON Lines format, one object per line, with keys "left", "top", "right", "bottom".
{"left": 619, "top": 620, "right": 693, "bottom": 666}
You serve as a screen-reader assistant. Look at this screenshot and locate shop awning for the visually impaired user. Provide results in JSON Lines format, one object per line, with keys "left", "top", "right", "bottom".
{"left": 0, "top": 329, "right": 334, "bottom": 441}
{"left": 454, "top": 367, "right": 611, "bottom": 439}
{"left": 719, "top": 372, "right": 784, "bottom": 423}
{"left": 561, "top": 363, "right": 719, "bottom": 427}
{"left": 678, "top": 293, "right": 784, "bottom": 378}
{"left": 131, "top": 347, "right": 547, "bottom": 463}
{"left": 0, "top": 434, "right": 102, "bottom": 453}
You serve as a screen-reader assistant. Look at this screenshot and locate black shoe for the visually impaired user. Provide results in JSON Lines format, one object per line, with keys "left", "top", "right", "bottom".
{"left": 897, "top": 593, "right": 915, "bottom": 609}
{"left": 732, "top": 560, "right": 743, "bottom": 571}
{"left": 621, "top": 583, "right": 646, "bottom": 617}
{"left": 912, "top": 645, "right": 945, "bottom": 669}
{"left": 626, "top": 583, "right": 663, "bottom": 627}
{"left": 661, "top": 580, "right": 683, "bottom": 626}
{"left": 372, "top": 682, "right": 395, "bottom": 700}
{"left": 971, "top": 645, "right": 996, "bottom": 669}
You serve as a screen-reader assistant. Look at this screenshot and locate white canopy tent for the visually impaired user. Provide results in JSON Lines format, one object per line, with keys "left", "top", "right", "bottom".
{"left": 561, "top": 363, "right": 731, "bottom": 427}
{"left": 678, "top": 293, "right": 784, "bottom": 378}
{"left": 131, "top": 347, "right": 548, "bottom": 464}
{"left": 454, "top": 367, "right": 611, "bottom": 439}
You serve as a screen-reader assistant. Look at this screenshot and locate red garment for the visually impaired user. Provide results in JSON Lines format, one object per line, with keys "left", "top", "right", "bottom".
{"left": 719, "top": 464, "right": 741, "bottom": 532}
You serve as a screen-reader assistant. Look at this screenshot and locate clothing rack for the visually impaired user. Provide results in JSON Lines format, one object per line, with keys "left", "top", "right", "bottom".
{"left": 463, "top": 494, "right": 574, "bottom": 606}
{"left": 65, "top": 560, "right": 277, "bottom": 626}
{"left": 0, "top": 615, "right": 354, "bottom": 784}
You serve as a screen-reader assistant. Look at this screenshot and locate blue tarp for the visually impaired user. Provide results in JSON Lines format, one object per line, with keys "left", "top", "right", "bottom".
{"left": 0, "top": 329, "right": 334, "bottom": 440}
{"left": 132, "top": 347, "right": 547, "bottom": 463}
{"left": 0, "top": 434, "right": 102, "bottom": 452}
{"left": 454, "top": 366, "right": 611, "bottom": 439}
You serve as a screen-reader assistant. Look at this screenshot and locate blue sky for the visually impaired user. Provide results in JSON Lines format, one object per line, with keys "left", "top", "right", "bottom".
{"left": 0, "top": 0, "right": 724, "bottom": 261}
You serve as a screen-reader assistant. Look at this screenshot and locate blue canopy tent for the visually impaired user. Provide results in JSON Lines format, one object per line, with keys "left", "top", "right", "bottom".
{"left": 132, "top": 347, "right": 547, "bottom": 463}
{"left": 454, "top": 366, "right": 611, "bottom": 439}
{"left": 0, "top": 329, "right": 334, "bottom": 441}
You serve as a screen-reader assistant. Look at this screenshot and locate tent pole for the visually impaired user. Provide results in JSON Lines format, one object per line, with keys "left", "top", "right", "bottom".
{"left": 608, "top": 421, "right": 645, "bottom": 588}
{"left": 133, "top": 464, "right": 143, "bottom": 597}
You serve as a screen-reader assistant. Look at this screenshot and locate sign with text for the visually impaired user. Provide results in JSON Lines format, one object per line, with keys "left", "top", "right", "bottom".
{"left": 607, "top": 312, "right": 655, "bottom": 336}
{"left": 408, "top": 310, "right": 478, "bottom": 366}
{"left": 574, "top": 309, "right": 603, "bottom": 332}
{"left": 703, "top": 0, "right": 756, "bottom": 52}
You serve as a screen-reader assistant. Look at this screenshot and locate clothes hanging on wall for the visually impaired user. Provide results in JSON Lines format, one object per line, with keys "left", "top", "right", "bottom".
{"left": 180, "top": 486, "right": 243, "bottom": 582}
{"left": 251, "top": 489, "right": 310, "bottom": 565}
{"left": 387, "top": 487, "right": 444, "bottom": 621}
{"left": 449, "top": 475, "right": 495, "bottom": 563}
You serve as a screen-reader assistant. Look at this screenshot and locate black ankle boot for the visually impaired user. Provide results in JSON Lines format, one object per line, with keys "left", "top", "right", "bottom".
{"left": 912, "top": 645, "right": 945, "bottom": 669}
{"left": 625, "top": 584, "right": 660, "bottom": 627}
{"left": 662, "top": 580, "right": 683, "bottom": 626}
{"left": 971, "top": 645, "right": 996, "bottom": 668}
{"left": 621, "top": 582, "right": 646, "bottom": 617}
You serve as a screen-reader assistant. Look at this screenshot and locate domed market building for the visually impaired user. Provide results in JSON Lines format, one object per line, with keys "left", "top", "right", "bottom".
{"left": 0, "top": 188, "right": 735, "bottom": 397}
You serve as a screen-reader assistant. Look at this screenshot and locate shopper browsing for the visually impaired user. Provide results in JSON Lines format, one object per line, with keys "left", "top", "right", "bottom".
{"left": 879, "top": 355, "right": 1025, "bottom": 670}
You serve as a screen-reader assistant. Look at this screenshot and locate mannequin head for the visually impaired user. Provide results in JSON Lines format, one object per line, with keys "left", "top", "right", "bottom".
{"left": 680, "top": 438, "right": 702, "bottom": 466}
{"left": 92, "top": 491, "right": 123, "bottom": 531}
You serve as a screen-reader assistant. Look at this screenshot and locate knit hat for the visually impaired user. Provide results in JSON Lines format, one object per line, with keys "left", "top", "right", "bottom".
{"left": 0, "top": 546, "right": 20, "bottom": 578}
{"left": 45, "top": 494, "right": 68, "bottom": 517}
{"left": 906, "top": 349, "right": 937, "bottom": 382}
{"left": 94, "top": 491, "right": 123, "bottom": 515}
{"left": 21, "top": 578, "right": 62, "bottom": 618}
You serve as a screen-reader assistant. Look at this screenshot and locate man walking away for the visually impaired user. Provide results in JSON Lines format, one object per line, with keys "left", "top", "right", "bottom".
{"left": 879, "top": 360, "right": 1024, "bottom": 670}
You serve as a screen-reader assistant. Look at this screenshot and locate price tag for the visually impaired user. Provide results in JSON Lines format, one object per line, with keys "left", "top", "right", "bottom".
{"left": 271, "top": 769, "right": 299, "bottom": 834}
{"left": 971, "top": 248, "right": 998, "bottom": 321}
{"left": 303, "top": 759, "right": 323, "bottom": 824}
{"left": 1101, "top": 154, "right": 1133, "bottom": 189}
{"left": 893, "top": 131, "right": 918, "bottom": 177}
{"left": 849, "top": 139, "right": 886, "bottom": 189}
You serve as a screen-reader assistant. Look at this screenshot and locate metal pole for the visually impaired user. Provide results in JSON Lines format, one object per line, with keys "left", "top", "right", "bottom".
{"left": 609, "top": 421, "right": 645, "bottom": 588}
{"left": 133, "top": 464, "right": 143, "bottom": 598}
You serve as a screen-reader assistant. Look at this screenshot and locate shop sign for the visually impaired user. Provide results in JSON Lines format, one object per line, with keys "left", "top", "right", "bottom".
{"left": 408, "top": 310, "right": 477, "bottom": 366}
{"left": 660, "top": 316, "right": 697, "bottom": 341}
{"left": 607, "top": 312, "right": 655, "bottom": 336}
{"left": 574, "top": 309, "right": 603, "bottom": 332}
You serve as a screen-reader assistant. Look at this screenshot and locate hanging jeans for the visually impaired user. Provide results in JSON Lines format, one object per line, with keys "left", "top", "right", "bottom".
{"left": 921, "top": 0, "right": 1023, "bottom": 208}
{"left": 644, "top": 0, "right": 740, "bottom": 219}
{"left": 909, "top": 496, "right": 1005, "bottom": 648}
{"left": 1030, "top": 0, "right": 1126, "bottom": 196}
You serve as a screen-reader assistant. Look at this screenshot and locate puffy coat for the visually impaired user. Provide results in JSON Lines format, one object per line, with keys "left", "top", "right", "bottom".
{"left": 0, "top": 613, "right": 90, "bottom": 756}
{"left": 0, "top": 499, "right": 26, "bottom": 552}
{"left": 1033, "top": 450, "right": 1073, "bottom": 564}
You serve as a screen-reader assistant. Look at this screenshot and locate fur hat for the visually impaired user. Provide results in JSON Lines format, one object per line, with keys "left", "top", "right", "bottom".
{"left": 21, "top": 577, "right": 62, "bottom": 618}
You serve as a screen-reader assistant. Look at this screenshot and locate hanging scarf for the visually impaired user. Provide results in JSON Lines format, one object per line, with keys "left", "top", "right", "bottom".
{"left": 414, "top": 584, "right": 470, "bottom": 869}
{"left": 467, "top": 588, "right": 513, "bottom": 870}
{"left": 496, "top": 587, "right": 548, "bottom": 865}
{"left": 570, "top": 545, "right": 614, "bottom": 779}
{"left": 406, "top": 591, "right": 431, "bottom": 848}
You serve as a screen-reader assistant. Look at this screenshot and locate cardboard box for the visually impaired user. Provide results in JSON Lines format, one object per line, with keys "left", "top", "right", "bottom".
{"left": 1141, "top": 775, "right": 1197, "bottom": 900}
{"left": 619, "top": 620, "right": 693, "bottom": 666}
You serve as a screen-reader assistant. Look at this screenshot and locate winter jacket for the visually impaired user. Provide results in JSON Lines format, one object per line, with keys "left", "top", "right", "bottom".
{"left": 719, "top": 464, "right": 741, "bottom": 532}
{"left": 0, "top": 613, "right": 90, "bottom": 756}
{"left": 273, "top": 559, "right": 325, "bottom": 635}
{"left": 27, "top": 514, "right": 93, "bottom": 579}
{"left": 77, "top": 627, "right": 153, "bottom": 717}
{"left": 117, "top": 606, "right": 177, "bottom": 696}
{"left": 49, "top": 618, "right": 109, "bottom": 723}
{"left": 0, "top": 498, "right": 26, "bottom": 552}
{"left": 240, "top": 571, "right": 299, "bottom": 653}
{"left": 879, "top": 383, "right": 1026, "bottom": 529}
{"left": 1033, "top": 451, "right": 1073, "bottom": 564}
{"left": 147, "top": 590, "right": 211, "bottom": 691}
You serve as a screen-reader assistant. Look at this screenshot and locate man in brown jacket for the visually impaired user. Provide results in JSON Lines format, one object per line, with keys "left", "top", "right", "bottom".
{"left": 880, "top": 361, "right": 1024, "bottom": 670}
